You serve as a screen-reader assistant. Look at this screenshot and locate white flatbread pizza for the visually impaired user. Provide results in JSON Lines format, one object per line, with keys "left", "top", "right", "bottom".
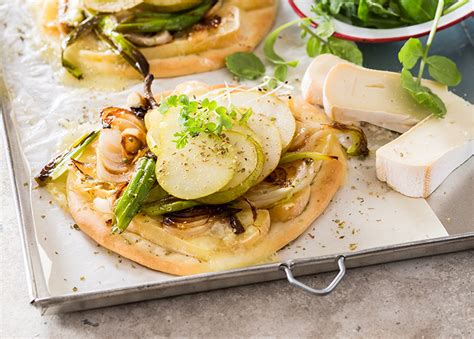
{"left": 36, "top": 80, "right": 365, "bottom": 275}
{"left": 37, "top": 0, "right": 277, "bottom": 79}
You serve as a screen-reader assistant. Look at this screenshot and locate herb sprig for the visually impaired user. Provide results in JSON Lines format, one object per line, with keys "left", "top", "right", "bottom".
{"left": 398, "top": 0, "right": 461, "bottom": 118}
{"left": 159, "top": 94, "right": 253, "bottom": 149}
{"left": 225, "top": 8, "right": 363, "bottom": 83}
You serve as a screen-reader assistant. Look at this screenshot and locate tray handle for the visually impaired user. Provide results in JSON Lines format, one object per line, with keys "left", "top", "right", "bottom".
{"left": 280, "top": 256, "right": 346, "bottom": 295}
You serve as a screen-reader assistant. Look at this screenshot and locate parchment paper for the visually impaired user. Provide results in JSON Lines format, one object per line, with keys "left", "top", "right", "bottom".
{"left": 1, "top": 1, "right": 447, "bottom": 296}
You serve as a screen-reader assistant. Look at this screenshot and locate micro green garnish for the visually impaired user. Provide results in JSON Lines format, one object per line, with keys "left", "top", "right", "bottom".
{"left": 398, "top": 0, "right": 461, "bottom": 118}
{"left": 225, "top": 52, "right": 266, "bottom": 80}
{"left": 113, "top": 157, "right": 156, "bottom": 233}
{"left": 263, "top": 14, "right": 362, "bottom": 82}
{"left": 35, "top": 130, "right": 100, "bottom": 186}
{"left": 159, "top": 94, "right": 253, "bottom": 149}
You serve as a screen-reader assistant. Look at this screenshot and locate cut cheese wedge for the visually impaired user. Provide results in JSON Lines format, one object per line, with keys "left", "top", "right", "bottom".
{"left": 301, "top": 54, "right": 349, "bottom": 106}
{"left": 323, "top": 63, "right": 447, "bottom": 133}
{"left": 376, "top": 91, "right": 473, "bottom": 198}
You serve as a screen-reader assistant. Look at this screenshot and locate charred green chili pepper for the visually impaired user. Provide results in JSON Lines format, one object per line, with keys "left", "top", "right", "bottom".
{"left": 61, "top": 15, "right": 99, "bottom": 79}
{"left": 113, "top": 156, "right": 157, "bottom": 233}
{"left": 95, "top": 15, "right": 150, "bottom": 77}
{"left": 141, "top": 198, "right": 200, "bottom": 217}
{"left": 35, "top": 130, "right": 99, "bottom": 186}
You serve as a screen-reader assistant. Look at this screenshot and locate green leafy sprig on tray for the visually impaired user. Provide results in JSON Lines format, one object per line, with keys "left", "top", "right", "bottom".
{"left": 398, "top": 0, "right": 462, "bottom": 118}
{"left": 159, "top": 94, "right": 253, "bottom": 149}
{"left": 225, "top": 8, "right": 362, "bottom": 82}
{"left": 225, "top": 52, "right": 266, "bottom": 80}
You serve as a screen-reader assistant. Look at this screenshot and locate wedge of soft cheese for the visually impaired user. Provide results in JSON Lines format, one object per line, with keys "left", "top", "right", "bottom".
{"left": 323, "top": 63, "right": 447, "bottom": 133}
{"left": 376, "top": 91, "right": 473, "bottom": 198}
{"left": 301, "top": 54, "right": 349, "bottom": 106}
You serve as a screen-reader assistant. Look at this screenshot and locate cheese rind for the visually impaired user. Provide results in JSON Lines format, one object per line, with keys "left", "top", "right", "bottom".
{"left": 376, "top": 91, "right": 473, "bottom": 198}
{"left": 301, "top": 54, "right": 348, "bottom": 106}
{"left": 323, "top": 63, "right": 447, "bottom": 133}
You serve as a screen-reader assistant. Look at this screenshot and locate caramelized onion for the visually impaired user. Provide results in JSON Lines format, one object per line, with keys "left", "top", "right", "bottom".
{"left": 245, "top": 161, "right": 316, "bottom": 208}
{"left": 96, "top": 108, "right": 147, "bottom": 182}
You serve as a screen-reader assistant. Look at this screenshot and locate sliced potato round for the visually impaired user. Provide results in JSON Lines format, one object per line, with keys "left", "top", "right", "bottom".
{"left": 83, "top": 0, "right": 143, "bottom": 12}
{"left": 144, "top": 107, "right": 162, "bottom": 131}
{"left": 146, "top": 127, "right": 160, "bottom": 155}
{"left": 197, "top": 132, "right": 264, "bottom": 205}
{"left": 154, "top": 111, "right": 236, "bottom": 200}
{"left": 204, "top": 89, "right": 296, "bottom": 150}
{"left": 231, "top": 118, "right": 281, "bottom": 183}
{"left": 245, "top": 114, "right": 282, "bottom": 182}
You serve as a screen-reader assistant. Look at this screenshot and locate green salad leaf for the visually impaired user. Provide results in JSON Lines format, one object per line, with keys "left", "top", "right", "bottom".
{"left": 398, "top": 0, "right": 461, "bottom": 118}
{"left": 313, "top": 0, "right": 468, "bottom": 28}
{"left": 426, "top": 55, "right": 462, "bottom": 86}
{"left": 225, "top": 52, "right": 266, "bottom": 80}
{"left": 327, "top": 37, "right": 363, "bottom": 65}
{"left": 400, "top": 69, "right": 446, "bottom": 117}
{"left": 398, "top": 38, "right": 423, "bottom": 69}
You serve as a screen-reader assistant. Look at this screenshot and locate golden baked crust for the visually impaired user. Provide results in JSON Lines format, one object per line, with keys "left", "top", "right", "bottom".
{"left": 66, "top": 86, "right": 346, "bottom": 275}
{"left": 38, "top": 0, "right": 277, "bottom": 79}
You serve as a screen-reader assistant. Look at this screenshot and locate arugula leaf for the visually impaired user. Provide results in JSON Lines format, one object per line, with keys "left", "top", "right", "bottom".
{"left": 398, "top": 38, "right": 423, "bottom": 70}
{"left": 366, "top": 0, "right": 400, "bottom": 17}
{"left": 313, "top": 0, "right": 467, "bottom": 28}
{"left": 314, "top": 18, "right": 334, "bottom": 39}
{"left": 357, "top": 0, "right": 370, "bottom": 22}
{"left": 397, "top": 0, "right": 462, "bottom": 118}
{"left": 426, "top": 55, "right": 462, "bottom": 86}
{"left": 400, "top": 68, "right": 446, "bottom": 117}
{"left": 399, "top": 0, "right": 438, "bottom": 23}
{"left": 327, "top": 37, "right": 363, "bottom": 65}
{"left": 306, "top": 36, "right": 322, "bottom": 57}
{"left": 225, "top": 52, "right": 266, "bottom": 80}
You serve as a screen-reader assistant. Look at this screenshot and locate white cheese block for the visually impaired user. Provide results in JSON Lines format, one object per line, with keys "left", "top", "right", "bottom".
{"left": 323, "top": 63, "right": 447, "bottom": 133}
{"left": 301, "top": 54, "right": 349, "bottom": 106}
{"left": 376, "top": 91, "right": 473, "bottom": 198}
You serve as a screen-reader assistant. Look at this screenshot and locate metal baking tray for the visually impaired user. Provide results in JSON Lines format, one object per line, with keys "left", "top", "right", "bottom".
{"left": 2, "top": 9, "right": 473, "bottom": 315}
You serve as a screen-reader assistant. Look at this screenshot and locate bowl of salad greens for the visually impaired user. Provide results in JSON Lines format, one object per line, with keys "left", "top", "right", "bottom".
{"left": 289, "top": 0, "right": 473, "bottom": 42}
